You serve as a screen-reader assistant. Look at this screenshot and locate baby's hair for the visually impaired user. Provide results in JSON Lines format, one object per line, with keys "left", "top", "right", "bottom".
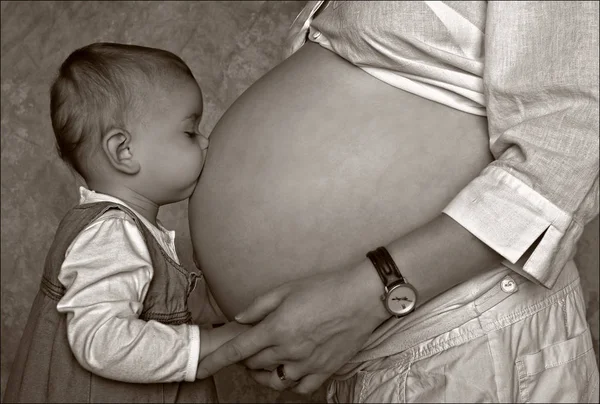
{"left": 50, "top": 42, "right": 195, "bottom": 177}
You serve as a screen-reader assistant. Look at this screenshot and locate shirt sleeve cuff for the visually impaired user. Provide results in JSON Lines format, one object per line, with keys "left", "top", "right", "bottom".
{"left": 184, "top": 325, "right": 200, "bottom": 382}
{"left": 443, "top": 166, "right": 575, "bottom": 289}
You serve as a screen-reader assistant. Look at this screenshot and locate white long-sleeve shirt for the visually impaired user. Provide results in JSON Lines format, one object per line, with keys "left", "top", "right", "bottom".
{"left": 56, "top": 187, "right": 200, "bottom": 383}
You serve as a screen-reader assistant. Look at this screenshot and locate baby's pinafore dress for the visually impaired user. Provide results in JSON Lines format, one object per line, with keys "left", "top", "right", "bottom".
{"left": 3, "top": 202, "right": 217, "bottom": 403}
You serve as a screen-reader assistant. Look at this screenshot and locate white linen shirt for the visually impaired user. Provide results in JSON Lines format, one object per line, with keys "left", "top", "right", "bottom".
{"left": 55, "top": 187, "right": 200, "bottom": 383}
{"left": 287, "top": 1, "right": 599, "bottom": 289}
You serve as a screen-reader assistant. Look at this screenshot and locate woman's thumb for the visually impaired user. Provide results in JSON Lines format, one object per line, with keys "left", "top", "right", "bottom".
{"left": 235, "top": 287, "right": 286, "bottom": 324}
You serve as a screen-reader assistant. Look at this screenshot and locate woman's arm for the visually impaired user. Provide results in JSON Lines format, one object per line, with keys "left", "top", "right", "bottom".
{"left": 443, "top": 1, "right": 599, "bottom": 288}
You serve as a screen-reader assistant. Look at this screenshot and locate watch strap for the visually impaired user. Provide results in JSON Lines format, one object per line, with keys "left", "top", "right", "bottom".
{"left": 377, "top": 246, "right": 406, "bottom": 284}
{"left": 367, "top": 247, "right": 403, "bottom": 287}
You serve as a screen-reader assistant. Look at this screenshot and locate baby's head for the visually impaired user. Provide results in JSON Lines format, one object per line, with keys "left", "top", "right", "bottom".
{"left": 51, "top": 42, "right": 209, "bottom": 205}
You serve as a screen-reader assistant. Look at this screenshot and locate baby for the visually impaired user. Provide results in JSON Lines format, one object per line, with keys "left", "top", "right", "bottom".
{"left": 4, "top": 43, "right": 248, "bottom": 403}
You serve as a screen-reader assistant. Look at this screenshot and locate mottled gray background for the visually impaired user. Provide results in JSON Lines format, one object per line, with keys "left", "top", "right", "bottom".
{"left": 1, "top": 1, "right": 598, "bottom": 402}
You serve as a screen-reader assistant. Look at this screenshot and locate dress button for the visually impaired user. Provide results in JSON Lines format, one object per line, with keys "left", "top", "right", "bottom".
{"left": 312, "top": 31, "right": 322, "bottom": 40}
{"left": 501, "top": 276, "right": 517, "bottom": 293}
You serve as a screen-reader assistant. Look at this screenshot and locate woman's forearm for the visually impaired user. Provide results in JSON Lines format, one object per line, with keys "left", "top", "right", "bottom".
{"left": 356, "top": 213, "right": 503, "bottom": 322}
{"left": 195, "top": 213, "right": 505, "bottom": 384}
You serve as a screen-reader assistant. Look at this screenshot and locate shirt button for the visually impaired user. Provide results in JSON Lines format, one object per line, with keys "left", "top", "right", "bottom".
{"left": 312, "top": 31, "right": 322, "bottom": 40}
{"left": 501, "top": 276, "right": 517, "bottom": 293}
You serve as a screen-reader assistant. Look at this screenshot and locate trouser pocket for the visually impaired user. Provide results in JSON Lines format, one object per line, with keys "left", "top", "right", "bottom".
{"left": 327, "top": 332, "right": 497, "bottom": 403}
{"left": 516, "top": 328, "right": 599, "bottom": 403}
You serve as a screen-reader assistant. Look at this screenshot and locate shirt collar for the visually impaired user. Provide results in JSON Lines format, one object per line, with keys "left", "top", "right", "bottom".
{"left": 78, "top": 186, "right": 176, "bottom": 241}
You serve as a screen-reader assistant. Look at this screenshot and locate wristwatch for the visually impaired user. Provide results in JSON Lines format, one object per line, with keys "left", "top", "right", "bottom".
{"left": 367, "top": 247, "right": 418, "bottom": 317}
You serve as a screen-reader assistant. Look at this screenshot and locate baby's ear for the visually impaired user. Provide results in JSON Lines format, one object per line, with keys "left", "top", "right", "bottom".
{"left": 102, "top": 128, "right": 140, "bottom": 175}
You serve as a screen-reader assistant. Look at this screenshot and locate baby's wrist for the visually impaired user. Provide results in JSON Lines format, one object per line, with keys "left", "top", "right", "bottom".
{"left": 198, "top": 327, "right": 212, "bottom": 362}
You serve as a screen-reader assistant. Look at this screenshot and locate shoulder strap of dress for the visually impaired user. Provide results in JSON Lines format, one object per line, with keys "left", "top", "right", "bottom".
{"left": 40, "top": 202, "right": 159, "bottom": 300}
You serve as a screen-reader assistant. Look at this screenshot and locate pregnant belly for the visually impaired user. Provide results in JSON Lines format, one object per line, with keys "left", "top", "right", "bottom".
{"left": 190, "top": 42, "right": 492, "bottom": 319}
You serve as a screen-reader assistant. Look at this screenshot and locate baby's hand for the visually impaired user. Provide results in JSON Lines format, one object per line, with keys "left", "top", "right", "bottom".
{"left": 197, "top": 321, "right": 251, "bottom": 377}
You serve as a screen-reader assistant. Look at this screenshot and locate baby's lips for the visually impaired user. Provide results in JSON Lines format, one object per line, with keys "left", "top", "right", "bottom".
{"left": 199, "top": 134, "right": 210, "bottom": 150}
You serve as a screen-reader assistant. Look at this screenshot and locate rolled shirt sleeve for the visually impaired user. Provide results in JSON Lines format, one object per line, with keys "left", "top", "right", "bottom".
{"left": 56, "top": 213, "right": 200, "bottom": 383}
{"left": 443, "top": 1, "right": 599, "bottom": 288}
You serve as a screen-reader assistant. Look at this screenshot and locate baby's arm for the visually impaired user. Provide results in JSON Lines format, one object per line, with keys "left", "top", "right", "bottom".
{"left": 57, "top": 213, "right": 201, "bottom": 383}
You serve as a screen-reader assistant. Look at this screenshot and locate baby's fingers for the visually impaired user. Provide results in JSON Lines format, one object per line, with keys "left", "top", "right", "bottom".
{"left": 212, "top": 321, "right": 253, "bottom": 348}
{"left": 196, "top": 323, "right": 273, "bottom": 379}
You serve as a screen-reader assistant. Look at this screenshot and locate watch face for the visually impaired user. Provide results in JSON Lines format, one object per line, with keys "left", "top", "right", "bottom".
{"left": 386, "top": 284, "right": 417, "bottom": 316}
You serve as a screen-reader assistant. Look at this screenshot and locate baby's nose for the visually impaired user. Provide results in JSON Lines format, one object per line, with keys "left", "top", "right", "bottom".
{"left": 198, "top": 134, "right": 210, "bottom": 150}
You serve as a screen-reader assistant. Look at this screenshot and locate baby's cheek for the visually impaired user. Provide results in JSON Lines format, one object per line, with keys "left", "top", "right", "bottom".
{"left": 186, "top": 147, "right": 206, "bottom": 180}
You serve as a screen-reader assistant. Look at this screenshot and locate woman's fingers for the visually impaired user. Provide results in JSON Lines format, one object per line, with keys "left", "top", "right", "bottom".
{"left": 291, "top": 372, "right": 331, "bottom": 396}
{"left": 243, "top": 347, "right": 280, "bottom": 370}
{"left": 249, "top": 366, "right": 331, "bottom": 396}
{"left": 244, "top": 339, "right": 314, "bottom": 370}
{"left": 235, "top": 286, "right": 288, "bottom": 324}
{"left": 249, "top": 365, "right": 301, "bottom": 391}
{"left": 196, "top": 323, "right": 273, "bottom": 379}
{"left": 219, "top": 265, "right": 385, "bottom": 391}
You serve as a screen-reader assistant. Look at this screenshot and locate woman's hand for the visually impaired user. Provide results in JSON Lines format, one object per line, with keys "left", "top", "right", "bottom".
{"left": 196, "top": 259, "right": 390, "bottom": 394}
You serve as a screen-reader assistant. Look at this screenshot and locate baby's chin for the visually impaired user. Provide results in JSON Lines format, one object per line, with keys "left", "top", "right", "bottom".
{"left": 157, "top": 182, "right": 198, "bottom": 206}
